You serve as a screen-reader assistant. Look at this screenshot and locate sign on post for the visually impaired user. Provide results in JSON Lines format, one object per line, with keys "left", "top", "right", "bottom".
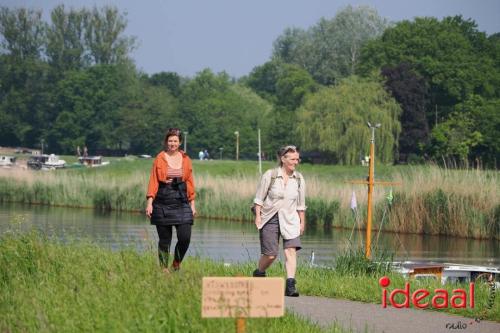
{"left": 201, "top": 277, "right": 284, "bottom": 318}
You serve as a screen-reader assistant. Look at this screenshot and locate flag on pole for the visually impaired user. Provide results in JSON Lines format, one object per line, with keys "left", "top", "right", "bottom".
{"left": 350, "top": 190, "right": 357, "bottom": 211}
{"left": 386, "top": 189, "right": 393, "bottom": 206}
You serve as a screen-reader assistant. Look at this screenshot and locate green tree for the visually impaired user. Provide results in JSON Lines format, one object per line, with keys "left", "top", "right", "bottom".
{"left": 429, "top": 112, "right": 482, "bottom": 164}
{"left": 46, "top": 5, "right": 88, "bottom": 71}
{"left": 359, "top": 16, "right": 500, "bottom": 116}
{"left": 179, "top": 69, "right": 271, "bottom": 159}
{"left": 118, "top": 84, "right": 179, "bottom": 154}
{"left": 297, "top": 76, "right": 401, "bottom": 164}
{"left": 382, "top": 63, "right": 430, "bottom": 163}
{"left": 471, "top": 98, "right": 500, "bottom": 167}
{"left": 451, "top": 95, "right": 500, "bottom": 167}
{"left": 246, "top": 60, "right": 317, "bottom": 149}
{"left": 273, "top": 5, "right": 388, "bottom": 84}
{"left": 84, "top": 6, "right": 136, "bottom": 65}
{"left": 48, "top": 64, "right": 134, "bottom": 153}
{"left": 148, "top": 71, "right": 182, "bottom": 97}
{"left": 0, "top": 54, "right": 52, "bottom": 147}
{"left": 0, "top": 5, "right": 138, "bottom": 151}
{"left": 245, "top": 60, "right": 281, "bottom": 104}
{"left": 0, "top": 7, "right": 45, "bottom": 60}
{"left": 275, "top": 64, "right": 317, "bottom": 109}
{"left": 0, "top": 7, "right": 50, "bottom": 147}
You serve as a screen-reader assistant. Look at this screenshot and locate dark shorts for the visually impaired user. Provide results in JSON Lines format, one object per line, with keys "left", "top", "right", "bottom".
{"left": 259, "top": 214, "right": 301, "bottom": 256}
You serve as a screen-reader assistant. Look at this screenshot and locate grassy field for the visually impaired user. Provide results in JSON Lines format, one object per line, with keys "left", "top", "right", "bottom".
{"left": 0, "top": 231, "right": 498, "bottom": 333}
{"left": 0, "top": 156, "right": 498, "bottom": 239}
{"left": 0, "top": 231, "right": 353, "bottom": 333}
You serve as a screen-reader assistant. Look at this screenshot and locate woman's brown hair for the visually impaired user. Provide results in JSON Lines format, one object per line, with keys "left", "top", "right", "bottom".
{"left": 164, "top": 128, "right": 183, "bottom": 143}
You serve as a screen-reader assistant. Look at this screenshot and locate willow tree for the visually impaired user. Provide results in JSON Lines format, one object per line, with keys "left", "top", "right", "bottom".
{"left": 297, "top": 76, "right": 401, "bottom": 164}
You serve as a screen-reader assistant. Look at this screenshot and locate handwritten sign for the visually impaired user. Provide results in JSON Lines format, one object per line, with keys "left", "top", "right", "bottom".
{"left": 201, "top": 277, "right": 284, "bottom": 318}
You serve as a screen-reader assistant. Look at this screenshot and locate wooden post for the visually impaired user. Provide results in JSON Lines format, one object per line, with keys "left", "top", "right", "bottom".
{"left": 236, "top": 317, "right": 246, "bottom": 333}
{"left": 347, "top": 123, "right": 401, "bottom": 259}
{"left": 366, "top": 136, "right": 375, "bottom": 258}
{"left": 235, "top": 272, "right": 246, "bottom": 333}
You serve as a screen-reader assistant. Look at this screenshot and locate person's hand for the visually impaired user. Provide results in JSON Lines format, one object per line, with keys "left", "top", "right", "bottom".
{"left": 254, "top": 216, "right": 262, "bottom": 229}
{"left": 300, "top": 221, "right": 305, "bottom": 235}
{"left": 146, "top": 202, "right": 153, "bottom": 219}
{"left": 190, "top": 202, "right": 197, "bottom": 217}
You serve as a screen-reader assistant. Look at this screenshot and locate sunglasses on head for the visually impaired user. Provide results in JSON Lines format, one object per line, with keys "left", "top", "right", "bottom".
{"left": 279, "top": 145, "right": 298, "bottom": 157}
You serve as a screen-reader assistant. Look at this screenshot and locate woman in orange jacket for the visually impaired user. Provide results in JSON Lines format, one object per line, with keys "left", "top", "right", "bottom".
{"left": 146, "top": 128, "right": 196, "bottom": 272}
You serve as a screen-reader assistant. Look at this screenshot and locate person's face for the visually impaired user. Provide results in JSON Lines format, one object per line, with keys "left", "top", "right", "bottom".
{"left": 166, "top": 135, "right": 181, "bottom": 152}
{"left": 281, "top": 151, "right": 300, "bottom": 172}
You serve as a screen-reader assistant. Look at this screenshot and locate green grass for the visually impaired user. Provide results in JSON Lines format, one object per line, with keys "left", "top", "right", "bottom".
{"left": 0, "top": 231, "right": 354, "bottom": 333}
{"left": 0, "top": 231, "right": 498, "bottom": 333}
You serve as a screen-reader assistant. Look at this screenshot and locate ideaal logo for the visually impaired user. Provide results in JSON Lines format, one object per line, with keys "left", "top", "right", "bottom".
{"left": 378, "top": 276, "right": 474, "bottom": 309}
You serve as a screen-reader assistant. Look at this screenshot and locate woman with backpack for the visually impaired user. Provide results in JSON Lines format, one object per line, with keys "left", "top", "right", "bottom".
{"left": 252, "top": 145, "right": 306, "bottom": 297}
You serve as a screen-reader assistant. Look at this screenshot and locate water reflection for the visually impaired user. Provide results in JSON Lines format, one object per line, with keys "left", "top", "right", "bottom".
{"left": 0, "top": 203, "right": 498, "bottom": 267}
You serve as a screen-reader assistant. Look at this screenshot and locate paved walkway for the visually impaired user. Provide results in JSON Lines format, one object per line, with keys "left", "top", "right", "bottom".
{"left": 286, "top": 296, "right": 500, "bottom": 333}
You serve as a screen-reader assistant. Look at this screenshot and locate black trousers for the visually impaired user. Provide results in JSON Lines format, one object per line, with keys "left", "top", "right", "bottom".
{"left": 156, "top": 224, "right": 192, "bottom": 266}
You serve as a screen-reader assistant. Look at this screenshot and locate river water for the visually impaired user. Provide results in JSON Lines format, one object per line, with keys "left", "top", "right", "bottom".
{"left": 0, "top": 203, "right": 498, "bottom": 267}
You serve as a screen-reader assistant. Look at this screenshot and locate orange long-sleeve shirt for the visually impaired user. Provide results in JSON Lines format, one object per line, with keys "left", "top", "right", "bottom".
{"left": 146, "top": 150, "right": 195, "bottom": 202}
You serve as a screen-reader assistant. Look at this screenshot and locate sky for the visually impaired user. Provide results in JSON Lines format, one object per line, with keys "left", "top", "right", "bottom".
{"left": 2, "top": 0, "right": 500, "bottom": 78}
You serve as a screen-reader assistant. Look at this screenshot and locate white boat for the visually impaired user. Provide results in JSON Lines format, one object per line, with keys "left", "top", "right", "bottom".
{"left": 42, "top": 154, "right": 66, "bottom": 170}
{"left": 392, "top": 261, "right": 500, "bottom": 285}
{"left": 78, "top": 156, "right": 110, "bottom": 167}
{"left": 0, "top": 155, "right": 16, "bottom": 168}
{"left": 27, "top": 154, "right": 66, "bottom": 170}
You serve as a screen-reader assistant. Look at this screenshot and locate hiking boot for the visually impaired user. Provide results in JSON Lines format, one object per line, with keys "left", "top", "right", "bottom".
{"left": 285, "top": 278, "right": 299, "bottom": 297}
{"left": 252, "top": 269, "right": 266, "bottom": 277}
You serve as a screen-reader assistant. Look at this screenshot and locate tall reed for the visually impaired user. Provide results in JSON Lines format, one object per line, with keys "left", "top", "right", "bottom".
{"left": 0, "top": 160, "right": 497, "bottom": 239}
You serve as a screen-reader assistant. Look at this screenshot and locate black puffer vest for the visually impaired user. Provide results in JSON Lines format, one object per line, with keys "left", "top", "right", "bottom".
{"left": 151, "top": 178, "right": 193, "bottom": 226}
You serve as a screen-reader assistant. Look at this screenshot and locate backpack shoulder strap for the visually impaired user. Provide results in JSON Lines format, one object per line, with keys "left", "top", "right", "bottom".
{"left": 269, "top": 168, "right": 278, "bottom": 187}
{"left": 295, "top": 171, "right": 302, "bottom": 189}
{"left": 263, "top": 168, "right": 279, "bottom": 200}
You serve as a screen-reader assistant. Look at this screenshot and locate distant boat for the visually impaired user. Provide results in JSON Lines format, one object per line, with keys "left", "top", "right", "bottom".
{"left": 78, "top": 156, "right": 110, "bottom": 167}
{"left": 0, "top": 155, "right": 16, "bottom": 168}
{"left": 27, "top": 154, "right": 66, "bottom": 170}
{"left": 43, "top": 154, "right": 66, "bottom": 169}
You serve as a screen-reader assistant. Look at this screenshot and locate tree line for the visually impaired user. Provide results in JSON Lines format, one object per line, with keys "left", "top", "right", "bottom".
{"left": 0, "top": 5, "right": 498, "bottom": 167}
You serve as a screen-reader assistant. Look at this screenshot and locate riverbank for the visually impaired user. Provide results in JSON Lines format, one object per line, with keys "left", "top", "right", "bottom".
{"left": 0, "top": 158, "right": 498, "bottom": 239}
{"left": 0, "top": 231, "right": 338, "bottom": 333}
{"left": 0, "top": 232, "right": 498, "bottom": 332}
